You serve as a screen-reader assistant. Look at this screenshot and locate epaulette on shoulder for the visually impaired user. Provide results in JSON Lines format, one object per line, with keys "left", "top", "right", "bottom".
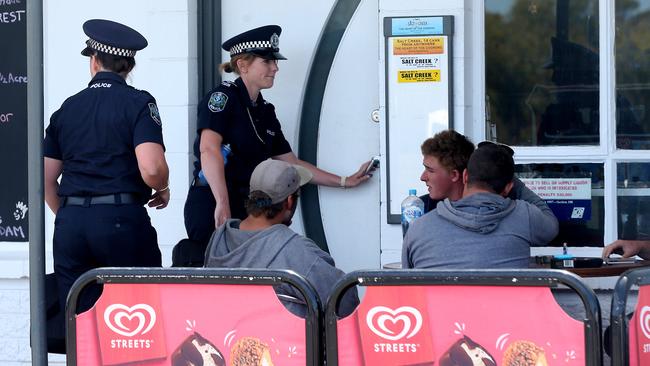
{"left": 221, "top": 80, "right": 237, "bottom": 88}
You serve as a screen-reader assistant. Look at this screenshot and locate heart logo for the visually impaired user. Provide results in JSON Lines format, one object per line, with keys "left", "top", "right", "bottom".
{"left": 640, "top": 306, "right": 650, "bottom": 340}
{"left": 104, "top": 303, "right": 157, "bottom": 337}
{"left": 366, "top": 306, "right": 422, "bottom": 341}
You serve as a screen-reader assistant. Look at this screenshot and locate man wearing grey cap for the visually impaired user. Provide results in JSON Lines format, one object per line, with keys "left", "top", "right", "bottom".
{"left": 205, "top": 159, "right": 359, "bottom": 317}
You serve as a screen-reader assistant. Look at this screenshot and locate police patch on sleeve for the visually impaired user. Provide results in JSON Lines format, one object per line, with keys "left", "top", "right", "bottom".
{"left": 208, "top": 92, "right": 228, "bottom": 112}
{"left": 148, "top": 103, "right": 162, "bottom": 126}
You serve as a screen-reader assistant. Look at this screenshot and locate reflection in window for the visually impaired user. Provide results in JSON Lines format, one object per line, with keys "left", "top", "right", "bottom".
{"left": 516, "top": 163, "right": 604, "bottom": 246}
{"left": 485, "top": 0, "right": 599, "bottom": 146}
{"left": 615, "top": 1, "right": 650, "bottom": 149}
{"left": 617, "top": 163, "right": 650, "bottom": 240}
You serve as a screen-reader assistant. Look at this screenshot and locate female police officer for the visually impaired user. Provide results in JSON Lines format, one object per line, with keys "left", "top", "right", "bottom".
{"left": 184, "top": 25, "right": 372, "bottom": 247}
{"left": 44, "top": 19, "right": 169, "bottom": 311}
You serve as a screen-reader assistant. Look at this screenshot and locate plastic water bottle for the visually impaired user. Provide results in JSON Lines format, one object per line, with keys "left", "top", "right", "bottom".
{"left": 401, "top": 189, "right": 424, "bottom": 237}
{"left": 198, "top": 144, "right": 231, "bottom": 184}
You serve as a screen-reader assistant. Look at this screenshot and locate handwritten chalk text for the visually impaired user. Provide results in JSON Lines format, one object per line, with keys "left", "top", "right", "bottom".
{"left": 0, "top": 113, "right": 13, "bottom": 123}
{"left": 0, "top": 10, "right": 24, "bottom": 23}
{"left": 0, "top": 72, "right": 27, "bottom": 84}
{"left": 0, "top": 225, "right": 25, "bottom": 239}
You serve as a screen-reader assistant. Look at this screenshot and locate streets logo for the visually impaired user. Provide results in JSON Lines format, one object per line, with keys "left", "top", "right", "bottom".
{"left": 366, "top": 306, "right": 423, "bottom": 353}
{"left": 104, "top": 303, "right": 157, "bottom": 349}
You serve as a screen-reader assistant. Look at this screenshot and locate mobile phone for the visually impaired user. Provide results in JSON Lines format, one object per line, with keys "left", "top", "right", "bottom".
{"left": 364, "top": 156, "right": 380, "bottom": 175}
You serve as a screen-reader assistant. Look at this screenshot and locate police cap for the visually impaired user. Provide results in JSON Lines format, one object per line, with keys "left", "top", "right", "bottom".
{"left": 81, "top": 19, "right": 148, "bottom": 58}
{"left": 222, "top": 25, "right": 286, "bottom": 60}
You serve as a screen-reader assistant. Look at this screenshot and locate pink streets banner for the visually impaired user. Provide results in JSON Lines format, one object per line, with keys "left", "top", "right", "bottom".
{"left": 630, "top": 285, "right": 650, "bottom": 365}
{"left": 337, "top": 285, "right": 585, "bottom": 365}
{"left": 75, "top": 283, "right": 306, "bottom": 365}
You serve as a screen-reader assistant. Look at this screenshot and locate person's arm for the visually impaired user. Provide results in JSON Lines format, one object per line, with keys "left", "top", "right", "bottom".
{"left": 512, "top": 177, "right": 559, "bottom": 244}
{"left": 44, "top": 157, "right": 63, "bottom": 214}
{"left": 273, "top": 152, "right": 371, "bottom": 188}
{"left": 305, "top": 253, "right": 359, "bottom": 318}
{"left": 135, "top": 142, "right": 170, "bottom": 209}
{"left": 510, "top": 177, "right": 554, "bottom": 215}
{"left": 526, "top": 202, "right": 560, "bottom": 246}
{"left": 602, "top": 240, "right": 650, "bottom": 259}
{"left": 199, "top": 129, "right": 231, "bottom": 226}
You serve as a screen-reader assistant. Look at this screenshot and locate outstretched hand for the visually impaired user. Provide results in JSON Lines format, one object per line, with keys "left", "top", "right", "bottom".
{"left": 602, "top": 239, "right": 650, "bottom": 259}
{"left": 344, "top": 160, "right": 376, "bottom": 188}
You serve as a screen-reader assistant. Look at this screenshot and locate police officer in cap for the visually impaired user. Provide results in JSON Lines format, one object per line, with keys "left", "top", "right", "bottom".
{"left": 44, "top": 19, "right": 169, "bottom": 311}
{"left": 183, "top": 25, "right": 374, "bottom": 252}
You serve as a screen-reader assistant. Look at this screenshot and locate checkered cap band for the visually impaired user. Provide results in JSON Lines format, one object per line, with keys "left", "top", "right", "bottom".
{"left": 86, "top": 39, "right": 137, "bottom": 57}
{"left": 229, "top": 40, "right": 275, "bottom": 57}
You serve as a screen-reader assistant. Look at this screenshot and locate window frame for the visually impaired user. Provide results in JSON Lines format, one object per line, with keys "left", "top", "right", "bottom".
{"left": 475, "top": 0, "right": 650, "bottom": 253}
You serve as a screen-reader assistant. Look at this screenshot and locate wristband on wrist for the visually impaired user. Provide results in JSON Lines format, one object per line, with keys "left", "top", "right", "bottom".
{"left": 158, "top": 185, "right": 170, "bottom": 192}
{"left": 340, "top": 176, "right": 347, "bottom": 188}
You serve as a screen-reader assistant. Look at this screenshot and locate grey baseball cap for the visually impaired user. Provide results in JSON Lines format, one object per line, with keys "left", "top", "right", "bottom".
{"left": 249, "top": 159, "right": 312, "bottom": 204}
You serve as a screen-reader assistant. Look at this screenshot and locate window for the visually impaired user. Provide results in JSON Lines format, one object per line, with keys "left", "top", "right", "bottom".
{"left": 615, "top": 1, "right": 650, "bottom": 149}
{"left": 516, "top": 163, "right": 604, "bottom": 247}
{"left": 485, "top": 0, "right": 599, "bottom": 146}
{"left": 617, "top": 162, "right": 650, "bottom": 240}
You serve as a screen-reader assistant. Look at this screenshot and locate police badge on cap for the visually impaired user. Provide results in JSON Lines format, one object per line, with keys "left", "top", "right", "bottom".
{"left": 221, "top": 25, "right": 287, "bottom": 60}
{"left": 81, "top": 19, "right": 148, "bottom": 57}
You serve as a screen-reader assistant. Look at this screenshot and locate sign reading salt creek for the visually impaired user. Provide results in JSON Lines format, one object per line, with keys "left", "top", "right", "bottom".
{"left": 384, "top": 16, "right": 454, "bottom": 223}
{"left": 520, "top": 178, "right": 592, "bottom": 220}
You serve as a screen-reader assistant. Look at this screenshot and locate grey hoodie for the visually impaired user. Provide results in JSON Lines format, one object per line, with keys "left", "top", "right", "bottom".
{"left": 205, "top": 219, "right": 359, "bottom": 317}
{"left": 402, "top": 192, "right": 559, "bottom": 269}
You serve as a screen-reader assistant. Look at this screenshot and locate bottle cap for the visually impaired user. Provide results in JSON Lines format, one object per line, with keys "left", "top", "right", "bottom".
{"left": 409, "top": 189, "right": 417, "bottom": 196}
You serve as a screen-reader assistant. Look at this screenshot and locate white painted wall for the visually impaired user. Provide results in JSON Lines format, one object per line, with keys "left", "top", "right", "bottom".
{"left": 0, "top": 0, "right": 195, "bottom": 363}
{"left": 379, "top": 0, "right": 474, "bottom": 264}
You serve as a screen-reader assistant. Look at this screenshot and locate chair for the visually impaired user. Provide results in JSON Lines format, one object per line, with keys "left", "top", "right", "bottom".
{"left": 326, "top": 269, "right": 602, "bottom": 366}
{"left": 66, "top": 268, "right": 321, "bottom": 366}
{"left": 610, "top": 266, "right": 650, "bottom": 366}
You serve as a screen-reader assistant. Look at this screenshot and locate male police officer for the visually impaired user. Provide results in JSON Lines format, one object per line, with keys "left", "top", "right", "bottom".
{"left": 44, "top": 19, "right": 169, "bottom": 311}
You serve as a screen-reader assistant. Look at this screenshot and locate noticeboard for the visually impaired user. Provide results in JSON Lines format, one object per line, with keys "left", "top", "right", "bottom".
{"left": 383, "top": 16, "right": 453, "bottom": 224}
{"left": 0, "top": 0, "right": 28, "bottom": 241}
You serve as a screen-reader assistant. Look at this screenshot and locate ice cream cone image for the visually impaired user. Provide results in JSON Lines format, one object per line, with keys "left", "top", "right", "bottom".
{"left": 502, "top": 340, "right": 548, "bottom": 366}
{"left": 230, "top": 336, "right": 274, "bottom": 366}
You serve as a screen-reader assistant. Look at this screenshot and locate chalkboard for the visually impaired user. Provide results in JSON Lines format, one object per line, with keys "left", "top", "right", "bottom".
{"left": 0, "top": 0, "right": 28, "bottom": 241}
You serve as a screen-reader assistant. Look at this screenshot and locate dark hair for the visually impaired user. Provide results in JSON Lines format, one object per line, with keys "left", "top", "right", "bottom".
{"left": 220, "top": 53, "right": 257, "bottom": 74}
{"left": 245, "top": 191, "right": 296, "bottom": 219}
{"left": 477, "top": 141, "right": 514, "bottom": 157}
{"left": 467, "top": 144, "right": 514, "bottom": 193}
{"left": 421, "top": 130, "right": 475, "bottom": 173}
{"left": 94, "top": 51, "right": 135, "bottom": 75}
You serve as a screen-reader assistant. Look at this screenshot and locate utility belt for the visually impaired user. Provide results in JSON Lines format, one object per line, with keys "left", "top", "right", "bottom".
{"left": 192, "top": 177, "right": 209, "bottom": 187}
{"left": 61, "top": 193, "right": 140, "bottom": 207}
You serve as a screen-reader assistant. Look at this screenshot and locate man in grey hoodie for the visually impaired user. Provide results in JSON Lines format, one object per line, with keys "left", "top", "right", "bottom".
{"left": 204, "top": 159, "right": 359, "bottom": 317}
{"left": 402, "top": 144, "right": 559, "bottom": 269}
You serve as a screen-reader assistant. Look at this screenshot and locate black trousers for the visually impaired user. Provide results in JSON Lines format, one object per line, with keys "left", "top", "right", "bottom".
{"left": 183, "top": 184, "right": 247, "bottom": 246}
{"left": 53, "top": 204, "right": 161, "bottom": 313}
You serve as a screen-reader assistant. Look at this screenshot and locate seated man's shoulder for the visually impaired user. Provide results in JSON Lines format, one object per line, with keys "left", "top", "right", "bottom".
{"left": 409, "top": 208, "right": 444, "bottom": 232}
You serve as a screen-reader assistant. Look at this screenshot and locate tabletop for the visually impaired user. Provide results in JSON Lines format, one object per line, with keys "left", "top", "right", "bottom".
{"left": 382, "top": 259, "right": 650, "bottom": 277}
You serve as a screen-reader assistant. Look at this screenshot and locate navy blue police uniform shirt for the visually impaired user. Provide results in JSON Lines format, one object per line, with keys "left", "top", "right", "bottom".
{"left": 44, "top": 71, "right": 165, "bottom": 203}
{"left": 193, "top": 77, "right": 292, "bottom": 207}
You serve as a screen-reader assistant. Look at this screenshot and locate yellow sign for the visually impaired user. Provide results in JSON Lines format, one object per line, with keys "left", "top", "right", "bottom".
{"left": 397, "top": 69, "right": 440, "bottom": 83}
{"left": 393, "top": 37, "right": 444, "bottom": 55}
